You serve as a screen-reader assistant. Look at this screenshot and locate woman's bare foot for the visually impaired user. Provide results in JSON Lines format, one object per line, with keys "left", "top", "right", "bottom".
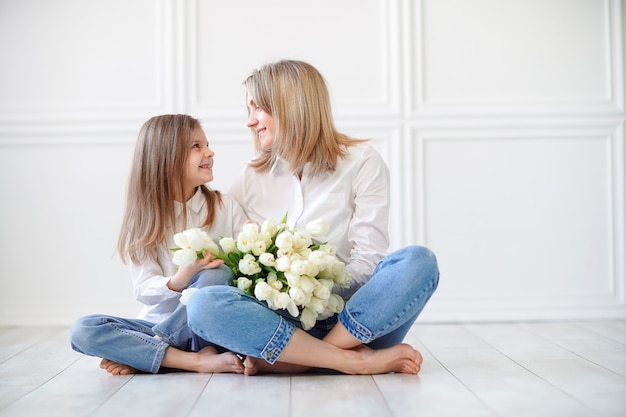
{"left": 243, "top": 356, "right": 311, "bottom": 376}
{"left": 350, "top": 344, "right": 423, "bottom": 375}
{"left": 191, "top": 346, "right": 245, "bottom": 374}
{"left": 100, "top": 358, "right": 138, "bottom": 375}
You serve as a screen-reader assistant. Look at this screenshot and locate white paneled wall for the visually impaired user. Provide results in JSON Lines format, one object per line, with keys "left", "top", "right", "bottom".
{"left": 0, "top": 0, "right": 624, "bottom": 325}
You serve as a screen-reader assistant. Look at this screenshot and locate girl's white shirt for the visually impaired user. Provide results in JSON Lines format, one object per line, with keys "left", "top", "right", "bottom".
{"left": 130, "top": 188, "right": 248, "bottom": 323}
{"left": 229, "top": 142, "right": 390, "bottom": 299}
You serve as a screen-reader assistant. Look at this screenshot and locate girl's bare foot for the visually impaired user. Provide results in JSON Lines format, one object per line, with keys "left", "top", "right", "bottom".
{"left": 350, "top": 344, "right": 423, "bottom": 375}
{"left": 101, "top": 347, "right": 245, "bottom": 375}
{"left": 192, "top": 345, "right": 245, "bottom": 374}
{"left": 100, "top": 358, "right": 138, "bottom": 375}
{"left": 243, "top": 357, "right": 311, "bottom": 376}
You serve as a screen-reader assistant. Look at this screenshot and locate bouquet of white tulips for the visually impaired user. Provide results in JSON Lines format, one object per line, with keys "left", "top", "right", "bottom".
{"left": 171, "top": 214, "right": 350, "bottom": 330}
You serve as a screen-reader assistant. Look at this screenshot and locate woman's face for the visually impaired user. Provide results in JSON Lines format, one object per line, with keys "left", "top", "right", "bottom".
{"left": 246, "top": 92, "right": 275, "bottom": 151}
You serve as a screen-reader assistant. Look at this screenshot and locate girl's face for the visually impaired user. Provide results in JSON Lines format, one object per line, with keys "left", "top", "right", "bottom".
{"left": 246, "top": 92, "right": 275, "bottom": 151}
{"left": 182, "top": 127, "right": 215, "bottom": 200}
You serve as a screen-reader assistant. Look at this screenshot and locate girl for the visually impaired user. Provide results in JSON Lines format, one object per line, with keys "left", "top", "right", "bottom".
{"left": 70, "top": 114, "right": 246, "bottom": 375}
{"left": 185, "top": 60, "right": 440, "bottom": 375}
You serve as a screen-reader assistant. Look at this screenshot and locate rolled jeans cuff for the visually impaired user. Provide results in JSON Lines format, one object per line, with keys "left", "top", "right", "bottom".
{"left": 149, "top": 341, "right": 169, "bottom": 373}
{"left": 338, "top": 307, "right": 374, "bottom": 345}
{"left": 260, "top": 315, "right": 295, "bottom": 364}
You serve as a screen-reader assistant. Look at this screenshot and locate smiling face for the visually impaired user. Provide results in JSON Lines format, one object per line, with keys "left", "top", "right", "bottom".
{"left": 246, "top": 91, "right": 276, "bottom": 151}
{"left": 182, "top": 127, "right": 215, "bottom": 201}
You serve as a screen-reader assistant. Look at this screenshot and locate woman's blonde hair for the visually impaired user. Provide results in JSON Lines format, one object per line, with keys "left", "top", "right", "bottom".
{"left": 244, "top": 60, "right": 365, "bottom": 176}
{"left": 118, "top": 114, "right": 222, "bottom": 264}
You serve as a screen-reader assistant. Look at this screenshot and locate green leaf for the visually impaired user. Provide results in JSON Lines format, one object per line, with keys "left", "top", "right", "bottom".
{"left": 227, "top": 252, "right": 242, "bottom": 264}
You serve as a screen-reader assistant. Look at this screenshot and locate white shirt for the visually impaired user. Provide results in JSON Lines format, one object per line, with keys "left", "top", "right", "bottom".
{"left": 131, "top": 188, "right": 247, "bottom": 323}
{"left": 229, "top": 142, "right": 390, "bottom": 298}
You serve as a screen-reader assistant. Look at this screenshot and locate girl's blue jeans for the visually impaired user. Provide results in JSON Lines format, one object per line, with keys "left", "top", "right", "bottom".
{"left": 69, "top": 265, "right": 233, "bottom": 373}
{"left": 187, "top": 245, "right": 439, "bottom": 364}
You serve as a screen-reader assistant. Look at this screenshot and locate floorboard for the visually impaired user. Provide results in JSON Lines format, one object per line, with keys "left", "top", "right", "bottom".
{"left": 0, "top": 321, "right": 624, "bottom": 417}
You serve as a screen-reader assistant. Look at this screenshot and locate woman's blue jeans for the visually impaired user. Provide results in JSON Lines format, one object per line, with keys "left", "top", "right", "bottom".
{"left": 69, "top": 266, "right": 233, "bottom": 373}
{"left": 187, "top": 245, "right": 439, "bottom": 364}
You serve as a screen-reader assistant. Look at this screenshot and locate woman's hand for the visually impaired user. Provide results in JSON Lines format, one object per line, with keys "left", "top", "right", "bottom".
{"left": 167, "top": 251, "right": 225, "bottom": 292}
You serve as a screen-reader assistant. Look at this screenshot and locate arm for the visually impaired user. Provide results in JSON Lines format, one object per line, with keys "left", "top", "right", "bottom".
{"left": 131, "top": 246, "right": 224, "bottom": 305}
{"left": 340, "top": 147, "right": 391, "bottom": 299}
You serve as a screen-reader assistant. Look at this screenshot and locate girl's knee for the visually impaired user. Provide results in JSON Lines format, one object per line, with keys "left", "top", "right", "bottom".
{"left": 70, "top": 314, "right": 101, "bottom": 353}
{"left": 189, "top": 265, "right": 234, "bottom": 288}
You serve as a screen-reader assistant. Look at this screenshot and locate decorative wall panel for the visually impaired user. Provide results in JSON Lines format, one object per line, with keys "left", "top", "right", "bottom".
{"left": 0, "top": 0, "right": 623, "bottom": 324}
{"left": 0, "top": 0, "right": 174, "bottom": 128}
{"left": 414, "top": 126, "right": 625, "bottom": 320}
{"left": 188, "top": 0, "right": 402, "bottom": 120}
{"left": 411, "top": 0, "right": 624, "bottom": 116}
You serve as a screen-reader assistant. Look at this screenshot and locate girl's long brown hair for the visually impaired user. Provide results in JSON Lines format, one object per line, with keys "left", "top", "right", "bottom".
{"left": 244, "top": 60, "right": 365, "bottom": 176}
{"left": 118, "top": 114, "right": 222, "bottom": 264}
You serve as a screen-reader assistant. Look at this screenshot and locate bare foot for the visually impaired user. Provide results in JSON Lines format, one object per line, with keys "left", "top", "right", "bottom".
{"left": 192, "top": 346, "right": 245, "bottom": 374}
{"left": 100, "top": 358, "right": 138, "bottom": 375}
{"left": 243, "top": 356, "right": 311, "bottom": 376}
{"left": 350, "top": 344, "right": 423, "bottom": 375}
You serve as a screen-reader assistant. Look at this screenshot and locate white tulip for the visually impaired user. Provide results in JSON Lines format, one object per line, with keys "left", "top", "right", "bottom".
{"left": 173, "top": 232, "right": 190, "bottom": 249}
{"left": 254, "top": 281, "right": 273, "bottom": 301}
{"left": 179, "top": 288, "right": 199, "bottom": 305}
{"left": 275, "top": 255, "right": 291, "bottom": 272}
{"left": 300, "top": 307, "right": 318, "bottom": 330}
{"left": 273, "top": 292, "right": 291, "bottom": 309}
{"left": 172, "top": 248, "right": 197, "bottom": 266}
{"left": 275, "top": 231, "right": 294, "bottom": 251}
{"left": 258, "top": 252, "right": 276, "bottom": 267}
{"left": 261, "top": 218, "right": 278, "bottom": 236}
{"left": 219, "top": 237, "right": 236, "bottom": 253}
{"left": 289, "top": 286, "right": 310, "bottom": 306}
{"left": 236, "top": 277, "right": 252, "bottom": 291}
{"left": 292, "top": 230, "right": 312, "bottom": 250}
{"left": 308, "top": 296, "right": 328, "bottom": 314}
{"left": 327, "top": 294, "right": 344, "bottom": 313}
{"left": 203, "top": 236, "right": 220, "bottom": 255}
{"left": 250, "top": 240, "right": 267, "bottom": 257}
{"left": 318, "top": 244, "right": 337, "bottom": 256}
{"left": 239, "top": 254, "right": 261, "bottom": 275}
{"left": 286, "top": 298, "right": 300, "bottom": 318}
{"left": 289, "top": 259, "right": 308, "bottom": 276}
{"left": 305, "top": 218, "right": 329, "bottom": 237}
{"left": 184, "top": 228, "right": 208, "bottom": 252}
{"left": 313, "top": 279, "right": 331, "bottom": 300}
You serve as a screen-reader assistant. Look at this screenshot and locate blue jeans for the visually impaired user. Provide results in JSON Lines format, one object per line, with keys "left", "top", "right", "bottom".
{"left": 186, "top": 245, "right": 439, "bottom": 364}
{"left": 70, "top": 266, "right": 234, "bottom": 373}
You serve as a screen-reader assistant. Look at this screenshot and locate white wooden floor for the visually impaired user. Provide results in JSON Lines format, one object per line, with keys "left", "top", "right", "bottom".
{"left": 0, "top": 320, "right": 624, "bottom": 417}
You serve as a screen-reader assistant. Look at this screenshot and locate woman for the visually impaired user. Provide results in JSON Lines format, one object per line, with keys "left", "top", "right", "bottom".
{"left": 186, "top": 60, "right": 439, "bottom": 375}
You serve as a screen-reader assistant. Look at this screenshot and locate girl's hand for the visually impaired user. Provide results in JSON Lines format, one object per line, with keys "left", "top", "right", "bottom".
{"left": 194, "top": 251, "right": 225, "bottom": 270}
{"left": 167, "top": 252, "right": 224, "bottom": 292}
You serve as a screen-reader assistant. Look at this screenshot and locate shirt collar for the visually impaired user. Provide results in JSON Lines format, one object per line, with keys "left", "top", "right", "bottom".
{"left": 269, "top": 157, "right": 322, "bottom": 178}
{"left": 174, "top": 187, "right": 204, "bottom": 216}
{"left": 268, "top": 157, "right": 288, "bottom": 176}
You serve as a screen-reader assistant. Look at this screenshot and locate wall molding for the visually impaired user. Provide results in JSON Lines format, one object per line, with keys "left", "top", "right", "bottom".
{"left": 409, "top": 0, "right": 625, "bottom": 118}
{"left": 418, "top": 293, "right": 626, "bottom": 322}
